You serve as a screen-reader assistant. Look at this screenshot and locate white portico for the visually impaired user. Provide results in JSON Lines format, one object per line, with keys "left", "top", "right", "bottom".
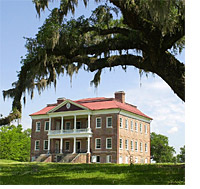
{"left": 46, "top": 99, "right": 93, "bottom": 154}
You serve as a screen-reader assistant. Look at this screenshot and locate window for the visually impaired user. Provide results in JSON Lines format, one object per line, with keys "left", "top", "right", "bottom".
{"left": 125, "top": 139, "right": 128, "bottom": 150}
{"left": 65, "top": 141, "right": 70, "bottom": 151}
{"left": 96, "top": 117, "right": 102, "bottom": 128}
{"left": 96, "top": 155, "right": 100, "bottom": 163}
{"left": 120, "top": 117, "right": 123, "bottom": 128}
{"left": 35, "top": 140, "right": 40, "bottom": 150}
{"left": 140, "top": 123, "right": 142, "bottom": 133}
{"left": 44, "top": 121, "right": 49, "bottom": 131}
{"left": 106, "top": 138, "right": 112, "bottom": 149}
{"left": 125, "top": 156, "right": 129, "bottom": 164}
{"left": 76, "top": 121, "right": 81, "bottom": 129}
{"left": 119, "top": 138, "right": 123, "bottom": 149}
{"left": 36, "top": 122, "right": 41, "bottom": 132}
{"left": 131, "top": 120, "right": 133, "bottom": 131}
{"left": 140, "top": 142, "right": 143, "bottom": 152}
{"left": 95, "top": 138, "right": 101, "bottom": 149}
{"left": 135, "top": 141, "right": 138, "bottom": 151}
{"left": 135, "top": 122, "right": 138, "bottom": 132}
{"left": 135, "top": 157, "right": 138, "bottom": 163}
{"left": 119, "top": 156, "right": 123, "bottom": 164}
{"left": 106, "top": 117, "right": 112, "bottom": 128}
{"left": 145, "top": 143, "right": 148, "bottom": 152}
{"left": 131, "top": 140, "right": 133, "bottom": 151}
{"left": 145, "top": 158, "right": 148, "bottom": 164}
{"left": 65, "top": 122, "right": 71, "bottom": 130}
{"left": 106, "top": 155, "right": 112, "bottom": 163}
{"left": 43, "top": 140, "right": 48, "bottom": 150}
{"left": 145, "top": 125, "right": 148, "bottom": 134}
{"left": 125, "top": 119, "right": 128, "bottom": 129}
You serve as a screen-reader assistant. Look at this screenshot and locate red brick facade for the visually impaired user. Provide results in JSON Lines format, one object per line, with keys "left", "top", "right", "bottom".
{"left": 30, "top": 92, "right": 152, "bottom": 164}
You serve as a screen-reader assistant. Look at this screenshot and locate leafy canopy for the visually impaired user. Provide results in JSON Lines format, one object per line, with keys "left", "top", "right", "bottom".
{"left": 1, "top": 0, "right": 185, "bottom": 126}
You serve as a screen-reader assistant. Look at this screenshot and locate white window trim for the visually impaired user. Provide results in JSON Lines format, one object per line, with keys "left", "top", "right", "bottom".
{"left": 135, "top": 122, "right": 138, "bottom": 132}
{"left": 145, "top": 143, "right": 148, "bottom": 152}
{"left": 106, "top": 137, "right": 112, "bottom": 149}
{"left": 65, "top": 121, "right": 71, "bottom": 130}
{"left": 140, "top": 123, "right": 143, "bottom": 133}
{"left": 43, "top": 140, "right": 48, "bottom": 150}
{"left": 145, "top": 125, "right": 148, "bottom": 134}
{"left": 96, "top": 117, "right": 102, "bottom": 128}
{"left": 119, "top": 138, "right": 123, "bottom": 149}
{"left": 125, "top": 119, "right": 128, "bottom": 130}
{"left": 36, "top": 122, "right": 41, "bottom": 132}
{"left": 44, "top": 121, "right": 49, "bottom": 131}
{"left": 140, "top": 142, "right": 143, "bottom": 152}
{"left": 65, "top": 141, "right": 70, "bottom": 151}
{"left": 35, "top": 140, "right": 40, "bottom": 151}
{"left": 131, "top": 120, "right": 133, "bottom": 131}
{"left": 106, "top": 116, "right": 112, "bottom": 128}
{"left": 125, "top": 139, "right": 128, "bottom": 150}
{"left": 96, "top": 155, "right": 100, "bottom": 163}
{"left": 131, "top": 140, "right": 133, "bottom": 151}
{"left": 120, "top": 117, "right": 123, "bottom": 128}
{"left": 135, "top": 141, "right": 138, "bottom": 152}
{"left": 106, "top": 155, "right": 112, "bottom": 163}
{"left": 95, "top": 138, "right": 101, "bottom": 149}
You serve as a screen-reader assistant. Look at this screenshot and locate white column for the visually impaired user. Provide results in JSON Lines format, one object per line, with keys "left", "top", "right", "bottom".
{"left": 48, "top": 138, "right": 50, "bottom": 153}
{"left": 87, "top": 137, "right": 90, "bottom": 153}
{"left": 88, "top": 114, "right": 90, "bottom": 129}
{"left": 60, "top": 138, "right": 63, "bottom": 154}
{"left": 61, "top": 116, "right": 64, "bottom": 133}
{"left": 73, "top": 137, "right": 76, "bottom": 154}
{"left": 74, "top": 115, "right": 76, "bottom": 130}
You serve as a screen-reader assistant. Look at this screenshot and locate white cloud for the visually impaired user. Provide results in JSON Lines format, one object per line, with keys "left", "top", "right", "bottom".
{"left": 168, "top": 127, "right": 179, "bottom": 134}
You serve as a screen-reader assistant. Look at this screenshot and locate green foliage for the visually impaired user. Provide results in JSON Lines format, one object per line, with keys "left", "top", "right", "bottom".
{"left": 0, "top": 125, "right": 31, "bottom": 162}
{"left": 176, "top": 145, "right": 185, "bottom": 163}
{"left": 0, "top": 162, "right": 185, "bottom": 185}
{"left": 1, "top": 0, "right": 185, "bottom": 126}
{"left": 150, "top": 132, "right": 176, "bottom": 163}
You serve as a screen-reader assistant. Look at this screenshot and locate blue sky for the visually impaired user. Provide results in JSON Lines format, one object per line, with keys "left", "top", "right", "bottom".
{"left": 0, "top": 0, "right": 185, "bottom": 154}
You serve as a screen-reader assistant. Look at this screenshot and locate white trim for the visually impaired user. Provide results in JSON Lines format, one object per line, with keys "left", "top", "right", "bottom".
{"left": 140, "top": 142, "right": 143, "bottom": 152}
{"left": 31, "top": 115, "right": 49, "bottom": 119}
{"left": 44, "top": 121, "right": 49, "bottom": 131}
{"left": 36, "top": 122, "right": 41, "bottom": 132}
{"left": 106, "top": 137, "right": 112, "bottom": 149}
{"left": 125, "top": 119, "right": 128, "bottom": 129}
{"left": 120, "top": 110, "right": 152, "bottom": 123}
{"left": 43, "top": 140, "right": 48, "bottom": 150}
{"left": 125, "top": 139, "right": 128, "bottom": 150}
{"left": 92, "top": 109, "right": 120, "bottom": 115}
{"left": 48, "top": 110, "right": 91, "bottom": 117}
{"left": 119, "top": 138, "right": 123, "bottom": 149}
{"left": 145, "top": 124, "right": 148, "bottom": 134}
{"left": 106, "top": 116, "right": 112, "bottom": 128}
{"left": 145, "top": 143, "right": 148, "bottom": 152}
{"left": 35, "top": 140, "right": 40, "bottom": 151}
{"left": 48, "top": 99, "right": 89, "bottom": 113}
{"left": 95, "top": 138, "right": 101, "bottom": 149}
{"left": 135, "top": 122, "right": 138, "bottom": 132}
{"left": 140, "top": 123, "right": 143, "bottom": 133}
{"left": 106, "top": 155, "right": 112, "bottom": 163}
{"left": 96, "top": 117, "right": 102, "bottom": 128}
{"left": 119, "top": 117, "right": 123, "bottom": 128}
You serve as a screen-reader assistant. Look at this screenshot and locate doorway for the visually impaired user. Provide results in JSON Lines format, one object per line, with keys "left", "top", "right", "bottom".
{"left": 76, "top": 141, "right": 81, "bottom": 153}
{"left": 55, "top": 140, "right": 60, "bottom": 153}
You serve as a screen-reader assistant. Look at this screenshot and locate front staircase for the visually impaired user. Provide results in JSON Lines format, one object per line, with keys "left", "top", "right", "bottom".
{"left": 35, "top": 154, "right": 50, "bottom": 162}
{"left": 59, "top": 153, "right": 78, "bottom": 163}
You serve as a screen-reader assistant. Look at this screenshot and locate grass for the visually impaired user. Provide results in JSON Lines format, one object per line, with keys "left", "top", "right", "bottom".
{"left": 0, "top": 160, "right": 185, "bottom": 185}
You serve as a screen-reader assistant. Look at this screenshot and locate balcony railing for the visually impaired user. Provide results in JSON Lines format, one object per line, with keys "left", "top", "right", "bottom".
{"left": 48, "top": 128, "right": 92, "bottom": 135}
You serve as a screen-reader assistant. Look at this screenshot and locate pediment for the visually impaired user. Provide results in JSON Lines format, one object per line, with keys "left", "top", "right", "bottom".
{"left": 48, "top": 100, "right": 88, "bottom": 113}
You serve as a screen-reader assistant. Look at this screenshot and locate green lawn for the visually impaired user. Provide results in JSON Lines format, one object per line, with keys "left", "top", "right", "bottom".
{"left": 0, "top": 160, "right": 185, "bottom": 185}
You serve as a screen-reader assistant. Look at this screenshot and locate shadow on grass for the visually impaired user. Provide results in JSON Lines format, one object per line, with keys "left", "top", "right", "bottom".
{"left": 0, "top": 163, "right": 185, "bottom": 185}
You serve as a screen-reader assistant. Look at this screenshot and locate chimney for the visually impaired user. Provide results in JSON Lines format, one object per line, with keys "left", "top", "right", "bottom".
{"left": 57, "top": 97, "right": 66, "bottom": 104}
{"left": 114, "top": 91, "right": 125, "bottom": 103}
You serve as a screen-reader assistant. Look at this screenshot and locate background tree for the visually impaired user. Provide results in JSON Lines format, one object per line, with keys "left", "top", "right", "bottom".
{"left": 0, "top": 125, "right": 31, "bottom": 162}
{"left": 176, "top": 145, "right": 185, "bottom": 163}
{"left": 150, "top": 132, "right": 176, "bottom": 163}
{"left": 1, "top": 0, "right": 185, "bottom": 126}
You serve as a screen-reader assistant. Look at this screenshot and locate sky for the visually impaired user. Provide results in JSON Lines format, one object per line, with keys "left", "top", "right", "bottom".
{"left": 0, "top": 0, "right": 185, "bottom": 155}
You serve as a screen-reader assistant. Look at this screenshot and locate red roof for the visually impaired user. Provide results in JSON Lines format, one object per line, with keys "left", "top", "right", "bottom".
{"left": 30, "top": 97, "right": 152, "bottom": 120}
{"left": 30, "top": 105, "right": 56, "bottom": 116}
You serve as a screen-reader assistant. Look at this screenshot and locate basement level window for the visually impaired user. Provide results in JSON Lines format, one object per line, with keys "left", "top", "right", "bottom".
{"left": 96, "top": 155, "right": 100, "bottom": 163}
